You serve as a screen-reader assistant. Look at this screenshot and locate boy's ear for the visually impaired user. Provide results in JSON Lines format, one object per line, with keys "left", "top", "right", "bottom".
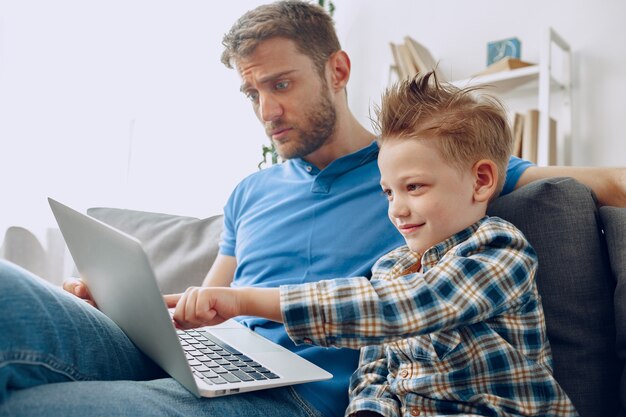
{"left": 326, "top": 50, "right": 351, "bottom": 92}
{"left": 472, "top": 159, "right": 498, "bottom": 203}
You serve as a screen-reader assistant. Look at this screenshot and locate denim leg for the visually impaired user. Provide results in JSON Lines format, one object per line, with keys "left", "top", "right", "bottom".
{"left": 1, "top": 379, "right": 327, "bottom": 417}
{"left": 0, "top": 260, "right": 165, "bottom": 401}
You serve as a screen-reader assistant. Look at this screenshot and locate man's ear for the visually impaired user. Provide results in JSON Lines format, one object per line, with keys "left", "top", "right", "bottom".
{"left": 326, "top": 50, "right": 350, "bottom": 93}
{"left": 472, "top": 159, "right": 498, "bottom": 203}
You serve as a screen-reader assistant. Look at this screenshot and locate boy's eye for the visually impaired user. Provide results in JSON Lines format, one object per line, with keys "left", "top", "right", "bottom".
{"left": 407, "top": 184, "right": 422, "bottom": 192}
{"left": 381, "top": 189, "right": 392, "bottom": 199}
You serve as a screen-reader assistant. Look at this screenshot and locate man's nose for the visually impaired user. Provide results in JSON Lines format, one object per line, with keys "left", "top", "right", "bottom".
{"left": 258, "top": 94, "right": 283, "bottom": 122}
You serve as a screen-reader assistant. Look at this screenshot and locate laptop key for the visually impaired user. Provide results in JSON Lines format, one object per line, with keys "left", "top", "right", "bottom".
{"left": 221, "top": 373, "right": 241, "bottom": 383}
{"left": 193, "top": 364, "right": 210, "bottom": 372}
{"left": 230, "top": 370, "right": 254, "bottom": 382}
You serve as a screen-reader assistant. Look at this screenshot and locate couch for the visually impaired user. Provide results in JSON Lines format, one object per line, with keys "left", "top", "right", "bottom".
{"left": 1, "top": 177, "right": 624, "bottom": 417}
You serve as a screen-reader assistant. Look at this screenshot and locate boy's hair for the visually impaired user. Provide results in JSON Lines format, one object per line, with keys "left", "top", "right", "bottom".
{"left": 375, "top": 71, "right": 513, "bottom": 200}
{"left": 221, "top": 0, "right": 341, "bottom": 78}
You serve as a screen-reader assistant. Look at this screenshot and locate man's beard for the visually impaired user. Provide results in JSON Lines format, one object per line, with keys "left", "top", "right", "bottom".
{"left": 268, "top": 87, "right": 337, "bottom": 160}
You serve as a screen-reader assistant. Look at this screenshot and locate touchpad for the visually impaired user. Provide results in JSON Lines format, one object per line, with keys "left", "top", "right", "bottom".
{"left": 207, "top": 328, "right": 283, "bottom": 354}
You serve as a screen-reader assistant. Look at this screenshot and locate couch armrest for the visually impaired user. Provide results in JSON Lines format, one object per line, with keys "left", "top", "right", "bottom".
{"left": 600, "top": 206, "right": 626, "bottom": 414}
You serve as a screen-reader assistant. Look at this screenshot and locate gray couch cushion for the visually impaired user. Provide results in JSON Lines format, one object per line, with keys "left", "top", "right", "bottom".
{"left": 87, "top": 208, "right": 223, "bottom": 294}
{"left": 488, "top": 177, "right": 621, "bottom": 417}
{"left": 600, "top": 206, "right": 626, "bottom": 414}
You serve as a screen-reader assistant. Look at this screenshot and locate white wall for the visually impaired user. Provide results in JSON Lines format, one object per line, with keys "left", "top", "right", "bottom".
{"left": 0, "top": 0, "right": 269, "bottom": 241}
{"left": 1, "top": 0, "right": 625, "bottom": 243}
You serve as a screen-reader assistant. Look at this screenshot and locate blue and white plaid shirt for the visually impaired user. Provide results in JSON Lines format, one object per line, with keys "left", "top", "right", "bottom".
{"left": 280, "top": 216, "right": 577, "bottom": 416}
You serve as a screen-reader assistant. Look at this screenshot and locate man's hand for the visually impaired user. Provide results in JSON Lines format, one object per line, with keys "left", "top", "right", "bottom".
{"left": 62, "top": 277, "right": 97, "bottom": 308}
{"left": 165, "top": 286, "right": 282, "bottom": 330}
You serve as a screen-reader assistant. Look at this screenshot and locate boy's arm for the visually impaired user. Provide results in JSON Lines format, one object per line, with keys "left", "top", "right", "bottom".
{"left": 346, "top": 345, "right": 399, "bottom": 417}
{"left": 280, "top": 219, "right": 538, "bottom": 349}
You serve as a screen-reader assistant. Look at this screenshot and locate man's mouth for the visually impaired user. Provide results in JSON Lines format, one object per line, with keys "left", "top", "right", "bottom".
{"left": 269, "top": 127, "right": 292, "bottom": 141}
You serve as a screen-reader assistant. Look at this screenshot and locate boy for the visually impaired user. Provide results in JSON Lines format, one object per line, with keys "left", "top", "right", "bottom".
{"left": 171, "top": 71, "right": 577, "bottom": 415}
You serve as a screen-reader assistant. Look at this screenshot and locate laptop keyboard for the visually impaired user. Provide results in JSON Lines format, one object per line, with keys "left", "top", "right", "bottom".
{"left": 177, "top": 329, "right": 281, "bottom": 385}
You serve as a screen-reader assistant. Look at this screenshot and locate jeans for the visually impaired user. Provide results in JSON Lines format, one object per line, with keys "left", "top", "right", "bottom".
{"left": 0, "top": 261, "right": 325, "bottom": 417}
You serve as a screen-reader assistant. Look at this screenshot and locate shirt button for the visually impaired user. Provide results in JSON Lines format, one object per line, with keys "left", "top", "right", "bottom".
{"left": 305, "top": 165, "right": 312, "bottom": 172}
{"left": 410, "top": 408, "right": 420, "bottom": 416}
{"left": 400, "top": 369, "right": 409, "bottom": 378}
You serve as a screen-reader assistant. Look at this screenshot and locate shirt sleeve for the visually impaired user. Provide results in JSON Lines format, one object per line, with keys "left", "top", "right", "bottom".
{"left": 502, "top": 155, "right": 535, "bottom": 196}
{"left": 346, "top": 345, "right": 400, "bottom": 417}
{"left": 280, "top": 219, "right": 538, "bottom": 349}
{"left": 218, "top": 185, "right": 240, "bottom": 257}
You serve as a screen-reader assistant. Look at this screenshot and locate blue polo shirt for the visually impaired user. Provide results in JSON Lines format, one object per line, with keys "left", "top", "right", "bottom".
{"left": 219, "top": 141, "right": 531, "bottom": 417}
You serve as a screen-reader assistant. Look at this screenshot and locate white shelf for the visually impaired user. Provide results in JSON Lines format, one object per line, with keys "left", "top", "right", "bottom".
{"left": 452, "top": 27, "right": 572, "bottom": 166}
{"left": 452, "top": 65, "right": 541, "bottom": 93}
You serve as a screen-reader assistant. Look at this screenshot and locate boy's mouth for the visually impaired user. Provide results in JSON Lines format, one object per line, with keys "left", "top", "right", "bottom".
{"left": 397, "top": 223, "right": 424, "bottom": 235}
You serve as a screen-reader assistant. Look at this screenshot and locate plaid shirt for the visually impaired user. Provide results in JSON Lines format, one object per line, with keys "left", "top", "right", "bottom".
{"left": 280, "top": 216, "right": 577, "bottom": 417}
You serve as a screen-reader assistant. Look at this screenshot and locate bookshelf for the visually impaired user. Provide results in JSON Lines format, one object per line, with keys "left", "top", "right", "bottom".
{"left": 451, "top": 27, "right": 572, "bottom": 166}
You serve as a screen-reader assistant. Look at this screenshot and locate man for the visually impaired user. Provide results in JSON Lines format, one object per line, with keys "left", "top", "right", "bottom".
{"left": 0, "top": 2, "right": 624, "bottom": 417}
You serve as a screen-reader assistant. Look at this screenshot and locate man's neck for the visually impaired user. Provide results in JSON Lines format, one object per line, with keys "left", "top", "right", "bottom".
{"left": 303, "top": 112, "right": 376, "bottom": 170}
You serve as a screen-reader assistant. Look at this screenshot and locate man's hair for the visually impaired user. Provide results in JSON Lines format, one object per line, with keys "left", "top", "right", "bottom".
{"left": 221, "top": 0, "right": 341, "bottom": 77}
{"left": 375, "top": 71, "right": 513, "bottom": 199}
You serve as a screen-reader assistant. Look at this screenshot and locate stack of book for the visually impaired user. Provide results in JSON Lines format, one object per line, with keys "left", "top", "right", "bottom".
{"left": 511, "top": 110, "right": 557, "bottom": 165}
{"left": 389, "top": 36, "right": 440, "bottom": 80}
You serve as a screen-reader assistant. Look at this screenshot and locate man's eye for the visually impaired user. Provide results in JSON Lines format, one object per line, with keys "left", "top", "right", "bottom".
{"left": 245, "top": 91, "right": 259, "bottom": 102}
{"left": 275, "top": 81, "right": 289, "bottom": 90}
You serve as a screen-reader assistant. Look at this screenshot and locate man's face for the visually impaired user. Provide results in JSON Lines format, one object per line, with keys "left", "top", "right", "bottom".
{"left": 378, "top": 138, "right": 483, "bottom": 255}
{"left": 236, "top": 38, "right": 336, "bottom": 160}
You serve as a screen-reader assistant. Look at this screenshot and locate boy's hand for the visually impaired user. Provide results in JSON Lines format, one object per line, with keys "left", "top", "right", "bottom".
{"left": 165, "top": 287, "right": 242, "bottom": 329}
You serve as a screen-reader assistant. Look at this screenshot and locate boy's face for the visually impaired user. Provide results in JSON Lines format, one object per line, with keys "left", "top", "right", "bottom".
{"left": 379, "top": 138, "right": 486, "bottom": 255}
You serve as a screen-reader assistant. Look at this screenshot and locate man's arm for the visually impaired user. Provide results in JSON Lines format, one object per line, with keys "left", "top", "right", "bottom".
{"left": 201, "top": 254, "right": 237, "bottom": 287}
{"left": 517, "top": 165, "right": 626, "bottom": 207}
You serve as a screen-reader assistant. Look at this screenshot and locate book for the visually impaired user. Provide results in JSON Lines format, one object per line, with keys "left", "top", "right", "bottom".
{"left": 548, "top": 117, "right": 557, "bottom": 165}
{"left": 521, "top": 109, "right": 539, "bottom": 164}
{"left": 473, "top": 57, "right": 534, "bottom": 77}
{"left": 404, "top": 35, "right": 440, "bottom": 78}
{"left": 512, "top": 112, "right": 524, "bottom": 158}
{"left": 389, "top": 42, "right": 411, "bottom": 80}
{"left": 397, "top": 43, "right": 418, "bottom": 78}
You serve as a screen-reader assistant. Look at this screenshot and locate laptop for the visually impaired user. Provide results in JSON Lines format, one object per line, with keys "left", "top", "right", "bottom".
{"left": 48, "top": 197, "right": 332, "bottom": 398}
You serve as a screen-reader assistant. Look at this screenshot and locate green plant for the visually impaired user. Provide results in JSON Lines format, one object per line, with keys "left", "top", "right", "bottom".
{"left": 258, "top": 0, "right": 336, "bottom": 169}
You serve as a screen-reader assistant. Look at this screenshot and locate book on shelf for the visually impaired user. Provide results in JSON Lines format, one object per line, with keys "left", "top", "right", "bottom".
{"left": 522, "top": 109, "right": 539, "bottom": 164}
{"left": 473, "top": 57, "right": 535, "bottom": 78}
{"left": 510, "top": 109, "right": 557, "bottom": 166}
{"left": 389, "top": 36, "right": 440, "bottom": 80}
{"left": 511, "top": 112, "right": 524, "bottom": 158}
{"left": 389, "top": 42, "right": 411, "bottom": 79}
{"left": 548, "top": 117, "right": 557, "bottom": 166}
{"left": 403, "top": 35, "right": 440, "bottom": 77}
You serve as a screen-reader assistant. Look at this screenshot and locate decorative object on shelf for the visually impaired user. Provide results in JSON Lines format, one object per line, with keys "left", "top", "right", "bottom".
{"left": 487, "top": 37, "right": 521, "bottom": 66}
{"left": 258, "top": 0, "right": 335, "bottom": 170}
